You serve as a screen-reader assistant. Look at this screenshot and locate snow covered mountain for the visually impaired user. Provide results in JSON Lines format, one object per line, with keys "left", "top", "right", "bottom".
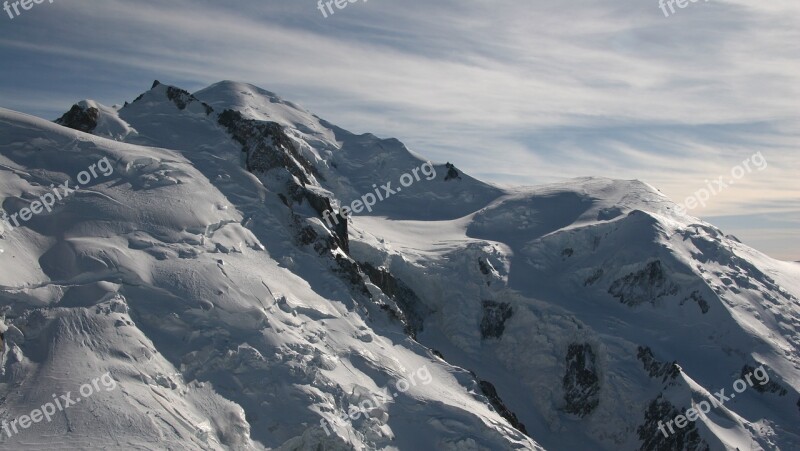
{"left": 0, "top": 80, "right": 797, "bottom": 450}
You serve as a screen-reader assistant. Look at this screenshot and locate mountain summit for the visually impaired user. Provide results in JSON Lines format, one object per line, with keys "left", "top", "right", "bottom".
{"left": 0, "top": 81, "right": 797, "bottom": 450}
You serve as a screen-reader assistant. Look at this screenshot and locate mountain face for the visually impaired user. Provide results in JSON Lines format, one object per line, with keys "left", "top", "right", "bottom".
{"left": 0, "top": 80, "right": 798, "bottom": 450}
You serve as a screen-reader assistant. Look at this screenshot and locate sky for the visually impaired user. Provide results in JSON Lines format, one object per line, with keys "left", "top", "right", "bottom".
{"left": 0, "top": 0, "right": 797, "bottom": 260}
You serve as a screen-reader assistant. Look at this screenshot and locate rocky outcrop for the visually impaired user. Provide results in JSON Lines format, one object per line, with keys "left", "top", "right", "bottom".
{"left": 218, "top": 109, "right": 322, "bottom": 185}
{"left": 608, "top": 260, "right": 679, "bottom": 307}
{"left": 478, "top": 379, "right": 528, "bottom": 435}
{"left": 478, "top": 257, "right": 498, "bottom": 286}
{"left": 332, "top": 254, "right": 370, "bottom": 297}
{"left": 681, "top": 290, "right": 710, "bottom": 314}
{"left": 55, "top": 104, "right": 99, "bottom": 133}
{"left": 285, "top": 181, "right": 348, "bottom": 253}
{"left": 637, "top": 346, "right": 680, "bottom": 384}
{"left": 360, "top": 263, "right": 428, "bottom": 336}
{"left": 562, "top": 343, "right": 600, "bottom": 416}
{"left": 166, "top": 85, "right": 213, "bottom": 114}
{"left": 286, "top": 207, "right": 423, "bottom": 338}
{"left": 584, "top": 268, "right": 604, "bottom": 286}
{"left": 444, "top": 162, "right": 461, "bottom": 181}
{"left": 480, "top": 301, "right": 513, "bottom": 339}
{"left": 478, "top": 257, "right": 494, "bottom": 275}
{"left": 741, "top": 364, "right": 787, "bottom": 396}
{"left": 133, "top": 80, "right": 213, "bottom": 114}
{"left": 637, "top": 395, "right": 709, "bottom": 451}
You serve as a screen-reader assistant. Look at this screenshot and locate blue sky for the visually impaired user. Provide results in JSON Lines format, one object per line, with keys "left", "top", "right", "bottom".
{"left": 0, "top": 0, "right": 797, "bottom": 260}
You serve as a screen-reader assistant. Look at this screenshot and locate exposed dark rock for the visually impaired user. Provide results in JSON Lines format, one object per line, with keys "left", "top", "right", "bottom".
{"left": 332, "top": 254, "right": 369, "bottom": 297}
{"left": 562, "top": 248, "right": 574, "bottom": 258}
{"left": 277, "top": 193, "right": 289, "bottom": 207}
{"left": 681, "top": 290, "right": 709, "bottom": 314}
{"left": 741, "top": 364, "right": 787, "bottom": 396}
{"left": 584, "top": 268, "right": 604, "bottom": 286}
{"left": 297, "top": 224, "right": 318, "bottom": 247}
{"left": 480, "top": 301, "right": 513, "bottom": 339}
{"left": 478, "top": 379, "right": 528, "bottom": 435}
{"left": 326, "top": 254, "right": 428, "bottom": 340}
{"left": 563, "top": 343, "right": 600, "bottom": 416}
{"left": 608, "top": 260, "right": 679, "bottom": 307}
{"left": 162, "top": 84, "right": 192, "bottom": 109}
{"left": 444, "top": 162, "right": 461, "bottom": 181}
{"left": 377, "top": 303, "right": 405, "bottom": 329}
{"left": 637, "top": 346, "right": 680, "bottom": 383}
{"left": 130, "top": 81, "right": 212, "bottom": 114}
{"left": 326, "top": 209, "right": 349, "bottom": 253}
{"left": 218, "top": 109, "right": 322, "bottom": 185}
{"left": 55, "top": 104, "right": 99, "bottom": 133}
{"left": 637, "top": 395, "right": 709, "bottom": 451}
{"left": 288, "top": 209, "right": 341, "bottom": 256}
{"left": 478, "top": 258, "right": 497, "bottom": 286}
{"left": 478, "top": 257, "right": 493, "bottom": 275}
{"left": 361, "top": 262, "right": 428, "bottom": 336}
{"left": 165, "top": 85, "right": 213, "bottom": 114}
{"left": 284, "top": 210, "right": 376, "bottom": 328}
{"left": 284, "top": 181, "right": 348, "bottom": 253}
{"left": 293, "top": 185, "right": 330, "bottom": 217}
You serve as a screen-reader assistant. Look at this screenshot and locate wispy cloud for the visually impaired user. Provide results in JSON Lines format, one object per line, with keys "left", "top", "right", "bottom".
{"left": 0, "top": 0, "right": 797, "bottom": 258}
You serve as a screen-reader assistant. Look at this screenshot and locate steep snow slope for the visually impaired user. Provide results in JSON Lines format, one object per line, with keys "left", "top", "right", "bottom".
{"left": 0, "top": 107, "right": 540, "bottom": 450}
{"left": 2, "top": 79, "right": 798, "bottom": 451}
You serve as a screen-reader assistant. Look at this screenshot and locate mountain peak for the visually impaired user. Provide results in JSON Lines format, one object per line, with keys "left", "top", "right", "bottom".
{"left": 8, "top": 79, "right": 795, "bottom": 450}
{"left": 124, "top": 81, "right": 213, "bottom": 116}
{"left": 192, "top": 80, "right": 313, "bottom": 127}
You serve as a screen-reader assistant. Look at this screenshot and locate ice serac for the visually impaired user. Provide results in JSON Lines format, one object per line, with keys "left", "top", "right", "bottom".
{"left": 1, "top": 79, "right": 798, "bottom": 450}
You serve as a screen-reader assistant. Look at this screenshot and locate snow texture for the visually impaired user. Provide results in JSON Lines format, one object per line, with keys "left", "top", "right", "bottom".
{"left": 0, "top": 80, "right": 798, "bottom": 450}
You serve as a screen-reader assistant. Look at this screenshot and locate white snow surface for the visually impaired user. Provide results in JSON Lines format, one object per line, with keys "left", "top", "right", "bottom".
{"left": 0, "top": 81, "right": 797, "bottom": 450}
